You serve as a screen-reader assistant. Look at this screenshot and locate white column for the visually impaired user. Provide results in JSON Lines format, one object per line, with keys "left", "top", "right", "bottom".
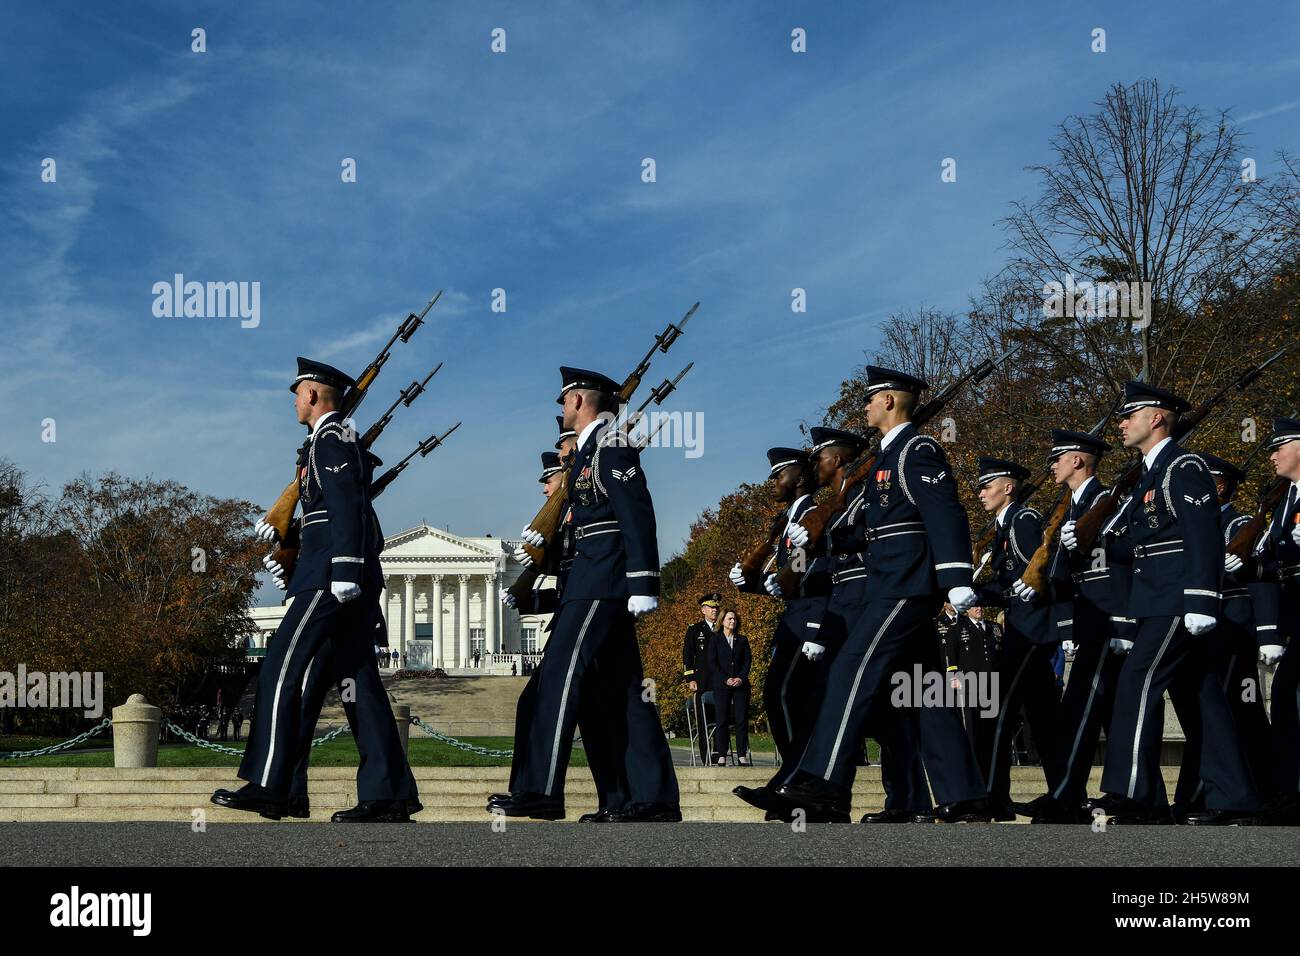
{"left": 402, "top": 575, "right": 415, "bottom": 663}
{"left": 380, "top": 577, "right": 392, "bottom": 648}
{"left": 458, "top": 574, "right": 471, "bottom": 667}
{"left": 431, "top": 574, "right": 444, "bottom": 668}
{"left": 484, "top": 573, "right": 497, "bottom": 655}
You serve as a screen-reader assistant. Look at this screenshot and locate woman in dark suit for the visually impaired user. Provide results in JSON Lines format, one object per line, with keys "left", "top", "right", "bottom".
{"left": 709, "top": 609, "right": 753, "bottom": 766}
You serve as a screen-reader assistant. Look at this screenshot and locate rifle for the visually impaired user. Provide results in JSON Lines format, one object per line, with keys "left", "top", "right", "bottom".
{"left": 369, "top": 422, "right": 461, "bottom": 499}
{"left": 1226, "top": 406, "right": 1299, "bottom": 560}
{"left": 519, "top": 305, "right": 699, "bottom": 564}
{"left": 1011, "top": 396, "right": 1123, "bottom": 594}
{"left": 1073, "top": 346, "right": 1291, "bottom": 555}
{"left": 774, "top": 342, "right": 1022, "bottom": 596}
{"left": 268, "top": 365, "right": 444, "bottom": 580}
{"left": 358, "top": 363, "right": 442, "bottom": 449}
{"left": 260, "top": 291, "right": 441, "bottom": 539}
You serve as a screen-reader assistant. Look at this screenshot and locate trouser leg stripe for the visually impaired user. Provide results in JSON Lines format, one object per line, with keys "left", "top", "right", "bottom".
{"left": 825, "top": 599, "right": 905, "bottom": 779}
{"left": 545, "top": 601, "right": 600, "bottom": 796}
{"left": 261, "top": 590, "right": 323, "bottom": 788}
{"left": 779, "top": 647, "right": 800, "bottom": 743}
{"left": 989, "top": 646, "right": 1033, "bottom": 787}
{"left": 1052, "top": 641, "right": 1109, "bottom": 800}
{"left": 1128, "top": 618, "right": 1179, "bottom": 799}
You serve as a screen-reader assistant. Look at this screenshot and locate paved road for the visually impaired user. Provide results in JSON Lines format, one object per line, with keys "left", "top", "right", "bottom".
{"left": 2, "top": 821, "right": 1295, "bottom": 867}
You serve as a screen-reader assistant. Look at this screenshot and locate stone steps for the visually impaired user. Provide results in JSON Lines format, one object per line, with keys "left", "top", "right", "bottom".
{"left": 0, "top": 766, "right": 1181, "bottom": 823}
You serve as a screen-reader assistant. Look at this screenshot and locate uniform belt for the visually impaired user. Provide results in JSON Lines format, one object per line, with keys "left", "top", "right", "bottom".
{"left": 1072, "top": 569, "right": 1108, "bottom": 583}
{"left": 574, "top": 520, "right": 619, "bottom": 539}
{"left": 831, "top": 569, "right": 868, "bottom": 585}
{"left": 1222, "top": 587, "right": 1248, "bottom": 599}
{"left": 864, "top": 521, "right": 925, "bottom": 543}
{"left": 1132, "top": 539, "right": 1183, "bottom": 559}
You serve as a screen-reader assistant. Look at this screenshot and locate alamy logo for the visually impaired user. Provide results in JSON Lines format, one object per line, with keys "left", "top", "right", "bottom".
{"left": 49, "top": 886, "right": 152, "bottom": 936}
{"left": 151, "top": 273, "right": 261, "bottom": 328}
{"left": 1042, "top": 274, "right": 1152, "bottom": 329}
{"left": 0, "top": 666, "right": 104, "bottom": 718}
{"left": 890, "top": 664, "right": 999, "bottom": 718}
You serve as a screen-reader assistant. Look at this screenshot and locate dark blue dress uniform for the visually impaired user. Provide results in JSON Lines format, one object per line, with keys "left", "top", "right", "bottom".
{"left": 507, "top": 451, "right": 629, "bottom": 815}
{"left": 736, "top": 448, "right": 833, "bottom": 769}
{"left": 1038, "top": 431, "right": 1133, "bottom": 815}
{"left": 709, "top": 631, "right": 753, "bottom": 761}
{"left": 1169, "top": 455, "right": 1275, "bottom": 811}
{"left": 238, "top": 360, "right": 415, "bottom": 808}
{"left": 1236, "top": 419, "right": 1300, "bottom": 807}
{"left": 973, "top": 457, "right": 1063, "bottom": 812}
{"left": 1097, "top": 382, "right": 1260, "bottom": 815}
{"left": 681, "top": 595, "right": 720, "bottom": 764}
{"left": 289, "top": 448, "right": 420, "bottom": 811}
{"left": 505, "top": 370, "right": 678, "bottom": 812}
{"left": 787, "top": 373, "right": 986, "bottom": 809}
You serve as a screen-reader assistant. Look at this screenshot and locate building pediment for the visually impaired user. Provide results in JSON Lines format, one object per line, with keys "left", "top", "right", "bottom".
{"left": 382, "top": 524, "right": 506, "bottom": 561}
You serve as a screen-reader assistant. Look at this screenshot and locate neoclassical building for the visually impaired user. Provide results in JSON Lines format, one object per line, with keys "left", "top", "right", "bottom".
{"left": 247, "top": 524, "right": 551, "bottom": 674}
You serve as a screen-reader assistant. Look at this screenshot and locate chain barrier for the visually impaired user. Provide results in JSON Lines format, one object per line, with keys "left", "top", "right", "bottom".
{"left": 410, "top": 716, "right": 515, "bottom": 757}
{"left": 0, "top": 718, "right": 114, "bottom": 759}
{"left": 161, "top": 719, "right": 348, "bottom": 756}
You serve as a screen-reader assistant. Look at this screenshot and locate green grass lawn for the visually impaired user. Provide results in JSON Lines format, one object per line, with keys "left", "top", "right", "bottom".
{"left": 0, "top": 735, "right": 572, "bottom": 769}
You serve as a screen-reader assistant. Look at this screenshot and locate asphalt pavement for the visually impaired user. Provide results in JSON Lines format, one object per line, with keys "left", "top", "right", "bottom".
{"left": 2, "top": 821, "right": 1295, "bottom": 867}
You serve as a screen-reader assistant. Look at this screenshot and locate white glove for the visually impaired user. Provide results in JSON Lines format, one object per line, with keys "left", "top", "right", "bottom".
{"left": 1184, "top": 612, "right": 1216, "bottom": 635}
{"left": 331, "top": 581, "right": 361, "bottom": 604}
{"left": 501, "top": 592, "right": 517, "bottom": 609}
{"left": 786, "top": 522, "right": 809, "bottom": 548}
{"left": 1259, "top": 644, "right": 1285, "bottom": 666}
{"left": 254, "top": 518, "right": 279, "bottom": 544}
{"left": 763, "top": 573, "right": 781, "bottom": 596}
{"left": 272, "top": 574, "right": 287, "bottom": 591}
{"left": 521, "top": 526, "right": 545, "bottom": 548}
{"left": 728, "top": 562, "right": 746, "bottom": 587}
{"left": 1293, "top": 524, "right": 1300, "bottom": 547}
{"left": 628, "top": 595, "right": 659, "bottom": 616}
{"left": 513, "top": 543, "right": 534, "bottom": 568}
{"left": 801, "top": 641, "right": 825, "bottom": 662}
{"left": 1011, "top": 579, "right": 1036, "bottom": 603}
{"left": 1062, "top": 640, "right": 1077, "bottom": 656}
{"left": 948, "top": 586, "right": 977, "bottom": 613}
{"left": 1109, "top": 638, "right": 1134, "bottom": 656}
{"left": 1060, "top": 520, "right": 1078, "bottom": 552}
{"left": 1224, "top": 553, "right": 1243, "bottom": 573}
{"left": 262, "top": 553, "right": 283, "bottom": 576}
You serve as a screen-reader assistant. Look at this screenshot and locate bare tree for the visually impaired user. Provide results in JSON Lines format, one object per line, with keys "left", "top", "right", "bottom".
{"left": 1003, "top": 79, "right": 1280, "bottom": 384}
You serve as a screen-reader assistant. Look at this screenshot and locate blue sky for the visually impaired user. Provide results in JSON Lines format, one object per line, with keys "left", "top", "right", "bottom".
{"left": 4, "top": 0, "right": 1299, "bottom": 603}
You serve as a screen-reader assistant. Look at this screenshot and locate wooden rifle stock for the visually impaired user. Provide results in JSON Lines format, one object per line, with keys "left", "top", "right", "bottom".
{"left": 1020, "top": 487, "right": 1071, "bottom": 593}
{"left": 1227, "top": 477, "right": 1288, "bottom": 559}
{"left": 523, "top": 475, "right": 570, "bottom": 563}
{"left": 508, "top": 562, "right": 544, "bottom": 603}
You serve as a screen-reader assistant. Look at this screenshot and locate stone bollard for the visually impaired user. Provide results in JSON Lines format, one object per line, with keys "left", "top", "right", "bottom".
{"left": 112, "top": 694, "right": 161, "bottom": 768}
{"left": 393, "top": 703, "right": 411, "bottom": 755}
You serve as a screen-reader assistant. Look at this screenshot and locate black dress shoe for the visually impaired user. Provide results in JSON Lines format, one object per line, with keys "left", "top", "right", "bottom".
{"left": 733, "top": 785, "right": 795, "bottom": 817}
{"left": 211, "top": 785, "right": 288, "bottom": 820}
{"left": 578, "top": 807, "right": 617, "bottom": 823}
{"left": 332, "top": 800, "right": 412, "bottom": 823}
{"left": 1257, "top": 795, "right": 1300, "bottom": 826}
{"left": 1171, "top": 801, "right": 1204, "bottom": 825}
{"left": 988, "top": 800, "right": 1018, "bottom": 822}
{"left": 1012, "top": 794, "right": 1054, "bottom": 816}
{"left": 934, "top": 798, "right": 993, "bottom": 824}
{"left": 488, "top": 792, "right": 566, "bottom": 820}
{"left": 406, "top": 798, "right": 424, "bottom": 816}
{"left": 604, "top": 802, "right": 683, "bottom": 822}
{"left": 1182, "top": 808, "right": 1259, "bottom": 826}
{"left": 1029, "top": 797, "right": 1090, "bottom": 824}
{"left": 287, "top": 794, "right": 311, "bottom": 819}
{"left": 487, "top": 792, "right": 512, "bottom": 805}
{"left": 860, "top": 807, "right": 917, "bottom": 824}
{"left": 775, "top": 780, "right": 852, "bottom": 822}
{"left": 1095, "top": 797, "right": 1174, "bottom": 825}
